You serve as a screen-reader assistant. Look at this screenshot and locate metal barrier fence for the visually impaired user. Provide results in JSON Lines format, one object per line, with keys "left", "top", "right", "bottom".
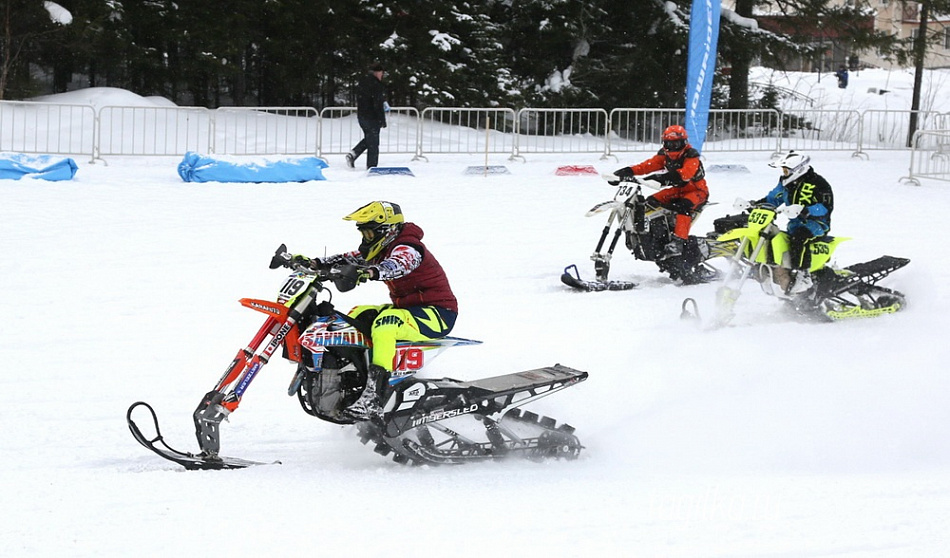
{"left": 900, "top": 129, "right": 950, "bottom": 185}
{"left": 97, "top": 106, "right": 212, "bottom": 158}
{"left": 514, "top": 108, "right": 609, "bottom": 157}
{"left": 3, "top": 98, "right": 950, "bottom": 182}
{"left": 705, "top": 109, "right": 783, "bottom": 153}
{"left": 417, "top": 108, "right": 517, "bottom": 158}
{"left": 771, "top": 109, "right": 863, "bottom": 153}
{"left": 608, "top": 108, "right": 685, "bottom": 155}
{"left": 859, "top": 110, "right": 943, "bottom": 152}
{"left": 318, "top": 106, "right": 420, "bottom": 157}
{"left": 607, "top": 108, "right": 786, "bottom": 154}
{"left": 213, "top": 107, "right": 318, "bottom": 155}
{"left": 0, "top": 100, "right": 96, "bottom": 157}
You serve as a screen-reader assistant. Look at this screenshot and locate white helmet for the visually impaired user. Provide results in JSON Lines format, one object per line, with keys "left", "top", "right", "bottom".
{"left": 769, "top": 151, "right": 811, "bottom": 184}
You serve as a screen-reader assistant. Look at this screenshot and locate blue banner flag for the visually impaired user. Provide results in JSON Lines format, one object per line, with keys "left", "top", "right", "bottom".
{"left": 685, "top": 0, "right": 721, "bottom": 153}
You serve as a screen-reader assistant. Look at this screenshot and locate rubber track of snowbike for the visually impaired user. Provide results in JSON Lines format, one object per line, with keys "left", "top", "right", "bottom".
{"left": 356, "top": 408, "right": 582, "bottom": 466}
{"left": 797, "top": 255, "right": 910, "bottom": 322}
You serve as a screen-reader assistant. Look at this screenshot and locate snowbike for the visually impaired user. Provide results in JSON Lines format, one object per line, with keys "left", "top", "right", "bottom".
{"left": 561, "top": 176, "right": 736, "bottom": 291}
{"left": 127, "top": 244, "right": 588, "bottom": 469}
{"left": 691, "top": 201, "right": 908, "bottom": 327}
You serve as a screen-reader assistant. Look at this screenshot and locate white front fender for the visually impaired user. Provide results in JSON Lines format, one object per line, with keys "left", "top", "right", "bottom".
{"left": 586, "top": 200, "right": 622, "bottom": 217}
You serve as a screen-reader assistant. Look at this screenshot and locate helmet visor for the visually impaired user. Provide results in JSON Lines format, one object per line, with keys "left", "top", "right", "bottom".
{"left": 358, "top": 222, "right": 383, "bottom": 241}
{"left": 357, "top": 223, "right": 398, "bottom": 260}
{"left": 663, "top": 139, "right": 686, "bottom": 152}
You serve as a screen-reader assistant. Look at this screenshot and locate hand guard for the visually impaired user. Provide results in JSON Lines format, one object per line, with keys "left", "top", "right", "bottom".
{"left": 329, "top": 263, "right": 372, "bottom": 292}
{"left": 779, "top": 203, "right": 805, "bottom": 219}
{"left": 733, "top": 198, "right": 752, "bottom": 212}
{"left": 270, "top": 252, "right": 292, "bottom": 269}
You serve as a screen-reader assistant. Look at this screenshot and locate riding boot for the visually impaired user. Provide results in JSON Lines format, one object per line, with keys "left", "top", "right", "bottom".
{"left": 345, "top": 364, "right": 388, "bottom": 420}
{"left": 661, "top": 237, "right": 685, "bottom": 260}
{"left": 786, "top": 270, "right": 814, "bottom": 296}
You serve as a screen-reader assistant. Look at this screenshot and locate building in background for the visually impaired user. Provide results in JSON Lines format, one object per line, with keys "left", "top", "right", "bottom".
{"left": 728, "top": 1, "right": 950, "bottom": 70}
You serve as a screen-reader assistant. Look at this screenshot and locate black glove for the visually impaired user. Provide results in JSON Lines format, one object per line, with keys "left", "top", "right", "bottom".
{"left": 613, "top": 167, "right": 635, "bottom": 180}
{"left": 291, "top": 254, "right": 312, "bottom": 267}
{"left": 289, "top": 254, "right": 332, "bottom": 273}
{"left": 651, "top": 170, "right": 683, "bottom": 186}
{"left": 608, "top": 166, "right": 634, "bottom": 186}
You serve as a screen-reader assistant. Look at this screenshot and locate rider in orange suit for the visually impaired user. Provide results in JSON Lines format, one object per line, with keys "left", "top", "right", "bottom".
{"left": 612, "top": 125, "right": 708, "bottom": 258}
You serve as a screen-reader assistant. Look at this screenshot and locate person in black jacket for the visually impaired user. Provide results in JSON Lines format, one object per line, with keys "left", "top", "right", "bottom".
{"left": 754, "top": 151, "right": 834, "bottom": 296}
{"left": 346, "top": 62, "right": 388, "bottom": 169}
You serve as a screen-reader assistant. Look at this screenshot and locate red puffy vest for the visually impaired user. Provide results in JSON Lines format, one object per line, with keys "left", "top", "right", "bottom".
{"left": 375, "top": 223, "right": 458, "bottom": 313}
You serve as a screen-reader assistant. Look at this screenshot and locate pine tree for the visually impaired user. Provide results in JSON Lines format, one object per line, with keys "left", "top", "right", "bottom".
{"left": 719, "top": 0, "right": 902, "bottom": 109}
{"left": 1, "top": 0, "right": 65, "bottom": 99}
{"left": 372, "top": 1, "right": 509, "bottom": 108}
{"left": 491, "top": 0, "right": 694, "bottom": 110}
{"left": 595, "top": 0, "right": 690, "bottom": 109}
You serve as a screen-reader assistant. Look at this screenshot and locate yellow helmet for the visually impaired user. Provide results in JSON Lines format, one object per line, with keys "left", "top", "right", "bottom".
{"left": 343, "top": 201, "right": 405, "bottom": 260}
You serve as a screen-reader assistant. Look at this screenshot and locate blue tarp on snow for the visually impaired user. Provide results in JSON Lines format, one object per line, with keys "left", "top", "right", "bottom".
{"left": 0, "top": 153, "right": 78, "bottom": 181}
{"left": 177, "top": 152, "right": 328, "bottom": 183}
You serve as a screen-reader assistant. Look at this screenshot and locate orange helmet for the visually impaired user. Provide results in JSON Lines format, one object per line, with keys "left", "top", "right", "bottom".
{"left": 661, "top": 125, "right": 688, "bottom": 159}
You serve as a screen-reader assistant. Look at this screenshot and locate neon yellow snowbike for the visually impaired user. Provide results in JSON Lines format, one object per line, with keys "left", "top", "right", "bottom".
{"left": 703, "top": 201, "right": 908, "bottom": 325}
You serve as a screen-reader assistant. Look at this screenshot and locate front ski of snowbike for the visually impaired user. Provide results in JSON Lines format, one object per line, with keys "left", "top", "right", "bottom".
{"left": 128, "top": 244, "right": 590, "bottom": 469}
{"left": 561, "top": 176, "right": 733, "bottom": 291}
{"left": 684, "top": 202, "right": 909, "bottom": 328}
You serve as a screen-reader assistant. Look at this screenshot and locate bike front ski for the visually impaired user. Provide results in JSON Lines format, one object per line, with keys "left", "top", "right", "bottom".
{"left": 560, "top": 264, "right": 636, "bottom": 292}
{"left": 127, "top": 401, "right": 275, "bottom": 470}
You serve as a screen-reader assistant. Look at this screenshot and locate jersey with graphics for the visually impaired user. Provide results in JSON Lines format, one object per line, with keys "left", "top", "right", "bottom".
{"left": 762, "top": 168, "right": 834, "bottom": 225}
{"left": 324, "top": 222, "right": 457, "bottom": 312}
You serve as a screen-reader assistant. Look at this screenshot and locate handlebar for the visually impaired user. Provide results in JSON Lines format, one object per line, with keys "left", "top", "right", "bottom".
{"left": 270, "top": 243, "right": 374, "bottom": 334}
{"left": 601, "top": 173, "right": 640, "bottom": 184}
{"left": 733, "top": 198, "right": 778, "bottom": 212}
{"left": 270, "top": 243, "right": 333, "bottom": 276}
{"left": 270, "top": 244, "right": 370, "bottom": 297}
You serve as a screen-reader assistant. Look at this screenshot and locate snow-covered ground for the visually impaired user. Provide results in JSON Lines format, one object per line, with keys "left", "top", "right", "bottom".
{"left": 3, "top": 69, "right": 950, "bottom": 557}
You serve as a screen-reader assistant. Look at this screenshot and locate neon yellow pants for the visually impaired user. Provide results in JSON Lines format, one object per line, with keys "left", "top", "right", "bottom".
{"left": 348, "top": 304, "right": 453, "bottom": 371}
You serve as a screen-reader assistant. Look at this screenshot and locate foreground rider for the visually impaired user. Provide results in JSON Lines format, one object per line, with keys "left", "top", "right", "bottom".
{"left": 302, "top": 201, "right": 458, "bottom": 420}
{"left": 755, "top": 151, "right": 834, "bottom": 295}
{"left": 611, "top": 124, "right": 710, "bottom": 282}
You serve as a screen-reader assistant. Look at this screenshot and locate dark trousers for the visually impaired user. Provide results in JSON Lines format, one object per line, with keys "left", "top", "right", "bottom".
{"left": 788, "top": 227, "right": 815, "bottom": 270}
{"left": 352, "top": 118, "right": 381, "bottom": 168}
